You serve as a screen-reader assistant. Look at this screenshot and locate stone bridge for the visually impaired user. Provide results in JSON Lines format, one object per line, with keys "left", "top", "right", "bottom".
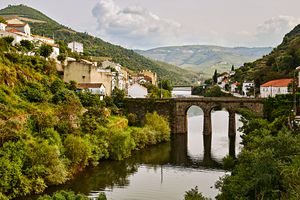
{"left": 125, "top": 97, "right": 264, "bottom": 136}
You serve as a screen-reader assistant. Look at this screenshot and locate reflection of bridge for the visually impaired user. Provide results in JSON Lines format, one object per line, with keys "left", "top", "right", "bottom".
{"left": 125, "top": 97, "right": 264, "bottom": 135}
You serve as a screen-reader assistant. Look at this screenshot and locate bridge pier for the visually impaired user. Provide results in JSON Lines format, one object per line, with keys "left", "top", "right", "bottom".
{"left": 228, "top": 110, "right": 236, "bottom": 137}
{"left": 174, "top": 114, "right": 188, "bottom": 134}
{"left": 203, "top": 110, "right": 212, "bottom": 135}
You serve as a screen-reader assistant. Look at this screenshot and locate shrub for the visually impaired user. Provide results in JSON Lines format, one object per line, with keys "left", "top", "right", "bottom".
{"left": 109, "top": 129, "right": 135, "bottom": 160}
{"left": 144, "top": 112, "right": 170, "bottom": 143}
{"left": 64, "top": 135, "right": 91, "bottom": 168}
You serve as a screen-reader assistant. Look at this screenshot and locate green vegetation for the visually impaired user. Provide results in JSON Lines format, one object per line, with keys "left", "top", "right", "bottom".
{"left": 0, "top": 4, "right": 198, "bottom": 85}
{"left": 215, "top": 97, "right": 300, "bottom": 199}
{"left": 184, "top": 187, "right": 211, "bottom": 200}
{"left": 39, "top": 44, "right": 53, "bottom": 58}
{"left": 192, "top": 85, "right": 232, "bottom": 97}
{"left": 37, "top": 190, "right": 107, "bottom": 200}
{"left": 0, "top": 38, "right": 170, "bottom": 199}
{"left": 136, "top": 45, "right": 272, "bottom": 78}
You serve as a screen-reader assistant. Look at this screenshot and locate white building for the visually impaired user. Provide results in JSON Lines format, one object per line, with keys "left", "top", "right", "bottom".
{"left": 128, "top": 83, "right": 148, "bottom": 98}
{"left": 0, "top": 29, "right": 32, "bottom": 45}
{"left": 33, "top": 35, "right": 55, "bottom": 45}
{"left": 0, "top": 23, "right": 6, "bottom": 31}
{"left": 6, "top": 23, "right": 31, "bottom": 36}
{"left": 242, "top": 81, "right": 254, "bottom": 96}
{"left": 77, "top": 83, "right": 106, "bottom": 100}
{"left": 68, "top": 41, "right": 83, "bottom": 53}
{"left": 172, "top": 87, "right": 192, "bottom": 97}
{"left": 260, "top": 79, "right": 293, "bottom": 98}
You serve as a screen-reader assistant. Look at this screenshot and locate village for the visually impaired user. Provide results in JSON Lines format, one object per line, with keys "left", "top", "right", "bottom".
{"left": 0, "top": 18, "right": 157, "bottom": 99}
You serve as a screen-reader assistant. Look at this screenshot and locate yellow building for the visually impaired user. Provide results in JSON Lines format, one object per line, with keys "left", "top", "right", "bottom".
{"left": 63, "top": 60, "right": 113, "bottom": 96}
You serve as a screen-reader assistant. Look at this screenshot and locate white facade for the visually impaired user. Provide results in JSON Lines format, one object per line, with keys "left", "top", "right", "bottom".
{"left": 242, "top": 82, "right": 254, "bottom": 96}
{"left": 0, "top": 23, "right": 6, "bottom": 31}
{"left": 33, "top": 35, "right": 55, "bottom": 45}
{"left": 50, "top": 46, "right": 60, "bottom": 60}
{"left": 68, "top": 41, "right": 83, "bottom": 53}
{"left": 260, "top": 86, "right": 289, "bottom": 98}
{"left": 172, "top": 87, "right": 192, "bottom": 97}
{"left": 128, "top": 83, "right": 148, "bottom": 98}
{"left": 0, "top": 31, "right": 32, "bottom": 45}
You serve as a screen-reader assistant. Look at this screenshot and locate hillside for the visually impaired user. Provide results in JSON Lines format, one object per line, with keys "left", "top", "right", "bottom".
{"left": 136, "top": 46, "right": 272, "bottom": 78}
{"left": 233, "top": 24, "right": 300, "bottom": 86}
{"left": 0, "top": 4, "right": 198, "bottom": 85}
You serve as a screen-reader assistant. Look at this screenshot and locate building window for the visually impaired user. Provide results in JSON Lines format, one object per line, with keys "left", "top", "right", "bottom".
{"left": 82, "top": 76, "right": 85, "bottom": 79}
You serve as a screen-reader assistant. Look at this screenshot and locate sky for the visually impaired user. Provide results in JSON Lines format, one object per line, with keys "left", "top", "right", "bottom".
{"left": 1, "top": 0, "right": 300, "bottom": 50}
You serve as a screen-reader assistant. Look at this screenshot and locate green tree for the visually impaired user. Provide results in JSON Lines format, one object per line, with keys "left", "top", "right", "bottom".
{"left": 184, "top": 187, "right": 211, "bottom": 200}
{"left": 20, "top": 40, "right": 34, "bottom": 52}
{"left": 57, "top": 53, "right": 66, "bottom": 63}
{"left": 0, "top": 16, "right": 6, "bottom": 24}
{"left": 159, "top": 79, "right": 173, "bottom": 92}
{"left": 231, "top": 65, "right": 235, "bottom": 71}
{"left": 39, "top": 44, "right": 53, "bottom": 58}
{"left": 213, "top": 69, "right": 218, "bottom": 84}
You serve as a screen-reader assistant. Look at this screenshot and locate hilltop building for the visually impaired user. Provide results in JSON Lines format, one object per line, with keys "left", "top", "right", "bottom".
{"left": 64, "top": 59, "right": 113, "bottom": 96}
{"left": 68, "top": 41, "right": 83, "bottom": 53}
{"left": 136, "top": 70, "right": 157, "bottom": 85}
{"left": 260, "top": 79, "right": 293, "bottom": 98}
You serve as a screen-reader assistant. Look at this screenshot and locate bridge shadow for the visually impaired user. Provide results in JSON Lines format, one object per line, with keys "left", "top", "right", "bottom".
{"left": 169, "top": 134, "right": 236, "bottom": 169}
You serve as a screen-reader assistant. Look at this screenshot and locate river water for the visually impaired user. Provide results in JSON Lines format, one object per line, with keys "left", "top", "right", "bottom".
{"left": 27, "top": 106, "right": 243, "bottom": 200}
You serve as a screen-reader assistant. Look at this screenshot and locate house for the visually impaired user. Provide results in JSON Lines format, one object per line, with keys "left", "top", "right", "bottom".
{"left": 230, "top": 82, "right": 240, "bottom": 93}
{"left": 6, "top": 21, "right": 31, "bottom": 36}
{"left": 172, "top": 86, "right": 192, "bottom": 97}
{"left": 0, "top": 23, "right": 6, "bottom": 31}
{"left": 64, "top": 60, "right": 113, "bottom": 96}
{"left": 101, "top": 60, "right": 128, "bottom": 91}
{"left": 260, "top": 78, "right": 293, "bottom": 98}
{"left": 33, "top": 35, "right": 55, "bottom": 45}
{"left": 68, "top": 41, "right": 83, "bottom": 53}
{"left": 0, "top": 29, "right": 32, "bottom": 45}
{"left": 138, "top": 70, "right": 157, "bottom": 86}
{"left": 77, "top": 83, "right": 106, "bottom": 100}
{"left": 242, "top": 81, "right": 254, "bottom": 96}
{"left": 128, "top": 83, "right": 148, "bottom": 98}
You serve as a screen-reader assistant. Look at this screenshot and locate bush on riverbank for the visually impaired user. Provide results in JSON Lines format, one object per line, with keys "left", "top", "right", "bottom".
{"left": 37, "top": 190, "right": 107, "bottom": 200}
{"left": 0, "top": 45, "right": 171, "bottom": 199}
{"left": 216, "top": 105, "right": 300, "bottom": 199}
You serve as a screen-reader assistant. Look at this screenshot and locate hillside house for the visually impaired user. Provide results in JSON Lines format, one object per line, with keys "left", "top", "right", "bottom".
{"left": 68, "top": 41, "right": 83, "bottom": 53}
{"left": 260, "top": 79, "right": 293, "bottom": 98}
{"left": 0, "top": 23, "right": 6, "bottom": 31}
{"left": 64, "top": 60, "right": 113, "bottom": 96}
{"left": 128, "top": 83, "right": 148, "bottom": 98}
{"left": 6, "top": 22, "right": 31, "bottom": 36}
{"left": 77, "top": 83, "right": 106, "bottom": 100}
{"left": 230, "top": 82, "right": 240, "bottom": 93}
{"left": 137, "top": 70, "right": 157, "bottom": 86}
{"left": 242, "top": 81, "right": 254, "bottom": 96}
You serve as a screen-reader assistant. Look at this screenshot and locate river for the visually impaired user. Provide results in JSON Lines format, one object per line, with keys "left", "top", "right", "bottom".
{"left": 25, "top": 106, "right": 243, "bottom": 200}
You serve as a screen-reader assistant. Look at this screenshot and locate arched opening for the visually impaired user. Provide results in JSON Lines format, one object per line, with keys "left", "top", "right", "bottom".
{"left": 210, "top": 108, "right": 243, "bottom": 160}
{"left": 186, "top": 105, "right": 204, "bottom": 160}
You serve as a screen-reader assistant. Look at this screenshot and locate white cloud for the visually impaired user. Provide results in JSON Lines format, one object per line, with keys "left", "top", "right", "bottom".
{"left": 92, "top": 0, "right": 182, "bottom": 49}
{"left": 235, "top": 16, "right": 300, "bottom": 47}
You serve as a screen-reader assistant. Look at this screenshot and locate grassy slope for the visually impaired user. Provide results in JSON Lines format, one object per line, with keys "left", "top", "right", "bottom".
{"left": 0, "top": 5, "right": 198, "bottom": 85}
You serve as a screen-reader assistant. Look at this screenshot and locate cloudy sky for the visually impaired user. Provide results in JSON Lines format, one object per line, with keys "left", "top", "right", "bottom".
{"left": 1, "top": 0, "right": 300, "bottom": 49}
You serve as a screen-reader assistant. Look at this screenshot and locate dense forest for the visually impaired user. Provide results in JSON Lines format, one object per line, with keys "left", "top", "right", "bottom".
{"left": 0, "top": 4, "right": 198, "bottom": 85}
{"left": 0, "top": 37, "right": 171, "bottom": 199}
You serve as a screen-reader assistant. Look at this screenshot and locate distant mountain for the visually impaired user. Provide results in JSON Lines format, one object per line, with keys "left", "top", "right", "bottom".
{"left": 136, "top": 45, "right": 272, "bottom": 78}
{"left": 0, "top": 5, "right": 199, "bottom": 85}
{"left": 234, "top": 24, "right": 300, "bottom": 86}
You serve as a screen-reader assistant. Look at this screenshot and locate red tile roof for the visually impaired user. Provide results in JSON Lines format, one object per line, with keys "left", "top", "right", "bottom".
{"left": 77, "top": 83, "right": 104, "bottom": 89}
{"left": 6, "top": 23, "right": 26, "bottom": 27}
{"left": 261, "top": 79, "right": 293, "bottom": 87}
{"left": 6, "top": 28, "right": 21, "bottom": 33}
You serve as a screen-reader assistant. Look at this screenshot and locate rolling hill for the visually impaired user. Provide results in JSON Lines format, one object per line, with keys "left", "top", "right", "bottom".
{"left": 136, "top": 45, "right": 272, "bottom": 78}
{"left": 0, "top": 4, "right": 199, "bottom": 85}
{"left": 233, "top": 24, "right": 300, "bottom": 86}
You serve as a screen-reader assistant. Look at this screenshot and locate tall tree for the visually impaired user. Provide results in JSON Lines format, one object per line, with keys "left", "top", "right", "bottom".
{"left": 231, "top": 65, "right": 235, "bottom": 71}
{"left": 213, "top": 69, "right": 218, "bottom": 84}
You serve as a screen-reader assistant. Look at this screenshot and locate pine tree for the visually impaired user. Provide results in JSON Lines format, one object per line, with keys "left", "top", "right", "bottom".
{"left": 213, "top": 69, "right": 218, "bottom": 84}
